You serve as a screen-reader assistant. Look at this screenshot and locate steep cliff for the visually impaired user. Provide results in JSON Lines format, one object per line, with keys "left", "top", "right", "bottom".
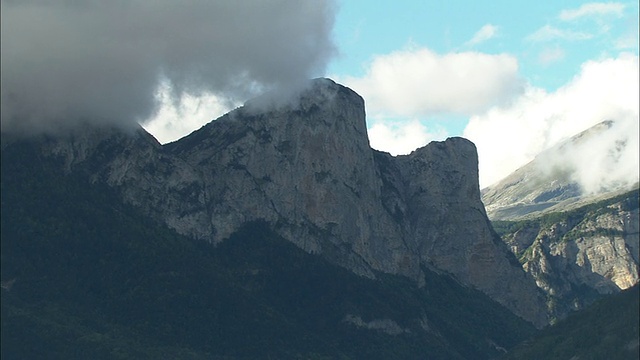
{"left": 4, "top": 78, "right": 548, "bottom": 326}
{"left": 166, "top": 78, "right": 412, "bottom": 279}
{"left": 494, "top": 189, "right": 639, "bottom": 321}
{"left": 166, "top": 78, "right": 547, "bottom": 325}
{"left": 394, "top": 141, "right": 545, "bottom": 325}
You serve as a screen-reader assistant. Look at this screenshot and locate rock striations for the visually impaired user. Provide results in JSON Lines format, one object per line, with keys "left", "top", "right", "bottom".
{"left": 497, "top": 190, "right": 639, "bottom": 321}
{"left": 19, "top": 78, "right": 548, "bottom": 327}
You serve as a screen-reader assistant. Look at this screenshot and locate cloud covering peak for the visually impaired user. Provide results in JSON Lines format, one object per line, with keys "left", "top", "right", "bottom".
{"left": 1, "top": 0, "right": 337, "bottom": 134}
{"left": 464, "top": 53, "right": 639, "bottom": 189}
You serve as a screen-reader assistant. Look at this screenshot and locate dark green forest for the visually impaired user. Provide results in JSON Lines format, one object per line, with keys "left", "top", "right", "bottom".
{"left": 502, "top": 284, "right": 639, "bottom": 360}
{"left": 1, "top": 139, "right": 536, "bottom": 359}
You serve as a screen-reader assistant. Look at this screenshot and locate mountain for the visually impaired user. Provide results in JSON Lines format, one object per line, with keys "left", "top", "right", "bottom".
{"left": 1, "top": 117, "right": 537, "bottom": 358}
{"left": 493, "top": 189, "right": 639, "bottom": 321}
{"left": 481, "top": 120, "right": 639, "bottom": 321}
{"left": 2, "top": 78, "right": 547, "bottom": 327}
{"left": 502, "top": 284, "right": 639, "bottom": 360}
{"left": 482, "top": 120, "right": 638, "bottom": 221}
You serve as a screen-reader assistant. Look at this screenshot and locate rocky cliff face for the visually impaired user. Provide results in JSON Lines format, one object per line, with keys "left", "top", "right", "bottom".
{"left": 165, "top": 79, "right": 410, "bottom": 279}
{"left": 12, "top": 78, "right": 548, "bottom": 327}
{"left": 497, "top": 190, "right": 639, "bottom": 321}
{"left": 28, "top": 126, "right": 213, "bottom": 241}
{"left": 392, "top": 141, "right": 545, "bottom": 325}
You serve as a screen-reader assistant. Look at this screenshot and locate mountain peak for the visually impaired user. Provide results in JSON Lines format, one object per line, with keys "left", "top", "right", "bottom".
{"left": 242, "top": 77, "right": 362, "bottom": 115}
{"left": 483, "top": 119, "right": 638, "bottom": 221}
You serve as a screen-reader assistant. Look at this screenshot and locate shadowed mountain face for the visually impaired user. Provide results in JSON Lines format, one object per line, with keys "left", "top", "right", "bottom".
{"left": 0, "top": 146, "right": 538, "bottom": 359}
{"left": 502, "top": 285, "right": 639, "bottom": 360}
{"left": 1, "top": 78, "right": 547, "bottom": 327}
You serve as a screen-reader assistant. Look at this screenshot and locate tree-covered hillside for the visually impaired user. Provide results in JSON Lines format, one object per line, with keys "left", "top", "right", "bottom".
{"left": 502, "top": 284, "right": 639, "bottom": 360}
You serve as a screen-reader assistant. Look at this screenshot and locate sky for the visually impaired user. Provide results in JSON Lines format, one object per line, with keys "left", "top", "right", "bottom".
{"left": 1, "top": 1, "right": 638, "bottom": 189}
{"left": 327, "top": 1, "right": 639, "bottom": 188}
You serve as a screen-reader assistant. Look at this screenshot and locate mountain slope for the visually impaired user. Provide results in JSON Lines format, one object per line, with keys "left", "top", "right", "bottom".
{"left": 493, "top": 188, "right": 639, "bottom": 321}
{"left": 165, "top": 78, "right": 547, "bottom": 326}
{"left": 1, "top": 142, "right": 536, "bottom": 359}
{"left": 483, "top": 119, "right": 639, "bottom": 321}
{"left": 5, "top": 78, "right": 547, "bottom": 326}
{"left": 483, "top": 120, "right": 638, "bottom": 221}
{"left": 502, "top": 285, "right": 639, "bottom": 360}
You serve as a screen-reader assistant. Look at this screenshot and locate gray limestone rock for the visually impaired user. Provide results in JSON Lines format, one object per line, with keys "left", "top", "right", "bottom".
{"left": 395, "top": 138, "right": 548, "bottom": 327}
{"left": 501, "top": 192, "right": 639, "bottom": 321}
{"left": 19, "top": 78, "right": 549, "bottom": 327}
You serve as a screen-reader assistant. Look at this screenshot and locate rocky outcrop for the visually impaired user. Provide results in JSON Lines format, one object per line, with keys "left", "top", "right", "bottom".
{"left": 31, "top": 126, "right": 213, "bottom": 241}
{"left": 392, "top": 140, "right": 546, "bottom": 326}
{"left": 165, "top": 79, "right": 412, "bottom": 279}
{"left": 8, "top": 78, "right": 548, "bottom": 327}
{"left": 343, "top": 315, "right": 409, "bottom": 335}
{"left": 498, "top": 190, "right": 639, "bottom": 321}
{"left": 168, "top": 79, "right": 547, "bottom": 325}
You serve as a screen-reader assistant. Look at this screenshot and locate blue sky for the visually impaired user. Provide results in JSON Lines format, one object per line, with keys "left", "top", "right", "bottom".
{"left": 330, "top": 1, "right": 637, "bottom": 89}
{"left": 329, "top": 1, "right": 637, "bottom": 126}
{"left": 320, "top": 1, "right": 639, "bottom": 187}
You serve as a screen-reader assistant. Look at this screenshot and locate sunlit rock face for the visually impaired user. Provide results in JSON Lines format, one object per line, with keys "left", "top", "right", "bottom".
{"left": 394, "top": 139, "right": 547, "bottom": 327}
{"left": 501, "top": 196, "right": 639, "bottom": 321}
{"left": 482, "top": 119, "right": 639, "bottom": 321}
{"left": 13, "top": 78, "right": 548, "bottom": 327}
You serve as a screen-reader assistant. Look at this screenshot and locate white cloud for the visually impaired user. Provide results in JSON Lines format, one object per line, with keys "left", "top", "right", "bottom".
{"left": 615, "top": 19, "right": 640, "bottom": 50}
{"left": 466, "top": 24, "right": 499, "bottom": 46}
{"left": 142, "top": 81, "right": 238, "bottom": 144}
{"left": 526, "top": 25, "right": 593, "bottom": 42}
{"left": 464, "top": 54, "right": 639, "bottom": 189}
{"left": 367, "top": 119, "right": 448, "bottom": 156}
{"left": 538, "top": 47, "right": 566, "bottom": 65}
{"left": 343, "top": 48, "right": 523, "bottom": 118}
{"left": 536, "top": 119, "right": 639, "bottom": 194}
{"left": 616, "top": 33, "right": 639, "bottom": 50}
{"left": 559, "top": 2, "right": 625, "bottom": 21}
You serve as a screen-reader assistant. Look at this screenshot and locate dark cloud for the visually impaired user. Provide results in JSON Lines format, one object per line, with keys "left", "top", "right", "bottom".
{"left": 1, "top": 0, "right": 337, "bottom": 134}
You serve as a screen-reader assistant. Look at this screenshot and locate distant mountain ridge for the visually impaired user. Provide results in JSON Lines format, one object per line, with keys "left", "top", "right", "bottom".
{"left": 483, "top": 120, "right": 638, "bottom": 221}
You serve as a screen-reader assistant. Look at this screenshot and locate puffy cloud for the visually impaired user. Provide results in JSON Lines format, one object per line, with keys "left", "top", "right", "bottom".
{"left": 466, "top": 24, "right": 499, "bottom": 46}
{"left": 559, "top": 2, "right": 625, "bottom": 21}
{"left": 1, "top": 0, "right": 337, "bottom": 135}
{"left": 142, "top": 82, "right": 238, "bottom": 144}
{"left": 535, "top": 119, "right": 639, "bottom": 194}
{"left": 367, "top": 119, "right": 447, "bottom": 156}
{"left": 464, "top": 54, "right": 639, "bottom": 189}
{"left": 526, "top": 25, "right": 593, "bottom": 42}
{"left": 344, "top": 48, "right": 524, "bottom": 118}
